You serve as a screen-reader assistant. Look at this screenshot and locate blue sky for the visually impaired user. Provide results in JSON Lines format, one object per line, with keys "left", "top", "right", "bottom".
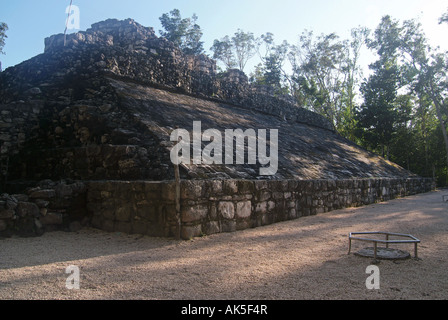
{"left": 1, "top": 0, "right": 447, "bottom": 71}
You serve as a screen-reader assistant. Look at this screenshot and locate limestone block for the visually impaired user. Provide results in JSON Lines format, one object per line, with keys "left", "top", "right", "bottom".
{"left": 40, "top": 212, "right": 63, "bottom": 225}
{"left": 204, "top": 221, "right": 220, "bottom": 235}
{"left": 0, "top": 209, "right": 14, "bottom": 219}
{"left": 207, "top": 180, "right": 223, "bottom": 195}
{"left": 223, "top": 181, "right": 238, "bottom": 194}
{"left": 254, "top": 180, "right": 268, "bottom": 191}
{"left": 288, "top": 208, "right": 297, "bottom": 219}
{"left": 255, "top": 202, "right": 267, "bottom": 214}
{"left": 182, "top": 204, "right": 208, "bottom": 223}
{"left": 181, "top": 181, "right": 203, "bottom": 200}
{"left": 237, "top": 181, "right": 254, "bottom": 194}
{"left": 218, "top": 201, "right": 234, "bottom": 219}
{"left": 273, "top": 192, "right": 283, "bottom": 200}
{"left": 161, "top": 183, "right": 176, "bottom": 201}
{"left": 257, "top": 191, "right": 271, "bottom": 202}
{"left": 115, "top": 205, "right": 132, "bottom": 222}
{"left": 34, "top": 199, "right": 49, "bottom": 208}
{"left": 16, "top": 202, "right": 40, "bottom": 218}
{"left": 236, "top": 219, "right": 252, "bottom": 230}
{"left": 220, "top": 220, "right": 236, "bottom": 233}
{"left": 236, "top": 201, "right": 252, "bottom": 219}
{"left": 29, "top": 189, "right": 56, "bottom": 199}
{"left": 181, "top": 225, "right": 202, "bottom": 240}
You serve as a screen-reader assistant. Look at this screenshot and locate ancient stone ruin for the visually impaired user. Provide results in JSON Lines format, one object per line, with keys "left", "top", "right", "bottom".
{"left": 0, "top": 19, "right": 435, "bottom": 239}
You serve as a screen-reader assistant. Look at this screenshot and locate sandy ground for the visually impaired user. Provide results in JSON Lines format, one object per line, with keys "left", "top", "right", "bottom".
{"left": 1, "top": 189, "right": 447, "bottom": 300}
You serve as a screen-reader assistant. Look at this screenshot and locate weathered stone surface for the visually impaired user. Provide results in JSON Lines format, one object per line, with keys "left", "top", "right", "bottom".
{"left": 0, "top": 219, "right": 7, "bottom": 231}
{"left": 0, "top": 209, "right": 14, "bottom": 219}
{"left": 115, "top": 205, "right": 132, "bottom": 222}
{"left": 236, "top": 201, "right": 252, "bottom": 219}
{"left": 181, "top": 204, "right": 208, "bottom": 223}
{"left": 181, "top": 225, "right": 202, "bottom": 240}
{"left": 40, "top": 212, "right": 64, "bottom": 225}
{"left": 29, "top": 189, "right": 56, "bottom": 199}
{"left": 16, "top": 202, "right": 40, "bottom": 218}
{"left": 255, "top": 202, "right": 267, "bottom": 214}
{"left": 204, "top": 221, "right": 220, "bottom": 235}
{"left": 218, "top": 202, "right": 235, "bottom": 220}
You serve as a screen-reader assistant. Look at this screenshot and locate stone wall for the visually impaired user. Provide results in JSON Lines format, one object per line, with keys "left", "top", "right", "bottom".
{"left": 85, "top": 177, "right": 435, "bottom": 240}
{"left": 0, "top": 180, "right": 87, "bottom": 237}
{"left": 86, "top": 181, "right": 178, "bottom": 237}
{"left": 0, "top": 177, "right": 436, "bottom": 239}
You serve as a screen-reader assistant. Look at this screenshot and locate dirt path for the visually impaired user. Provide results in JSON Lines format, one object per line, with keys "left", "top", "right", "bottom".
{"left": 1, "top": 190, "right": 447, "bottom": 300}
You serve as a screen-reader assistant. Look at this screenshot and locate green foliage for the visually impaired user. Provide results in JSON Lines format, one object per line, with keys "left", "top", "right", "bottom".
{"left": 0, "top": 22, "right": 7, "bottom": 54}
{"left": 159, "top": 9, "right": 204, "bottom": 55}
{"left": 211, "top": 29, "right": 258, "bottom": 72}
{"left": 210, "top": 36, "right": 237, "bottom": 70}
{"left": 250, "top": 33, "right": 290, "bottom": 95}
{"left": 289, "top": 30, "right": 350, "bottom": 128}
{"left": 231, "top": 29, "right": 258, "bottom": 71}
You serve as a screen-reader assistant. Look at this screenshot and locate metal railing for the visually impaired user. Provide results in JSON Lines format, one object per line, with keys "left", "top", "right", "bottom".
{"left": 348, "top": 232, "right": 420, "bottom": 260}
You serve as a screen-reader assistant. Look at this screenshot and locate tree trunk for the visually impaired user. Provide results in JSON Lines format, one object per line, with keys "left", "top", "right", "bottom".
{"left": 429, "top": 88, "right": 448, "bottom": 184}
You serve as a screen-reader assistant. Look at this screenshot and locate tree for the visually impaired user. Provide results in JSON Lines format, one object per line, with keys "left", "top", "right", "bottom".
{"left": 211, "top": 30, "right": 259, "bottom": 72}
{"left": 159, "top": 9, "right": 204, "bottom": 55}
{"left": 289, "top": 30, "right": 347, "bottom": 127}
{"left": 356, "top": 62, "right": 401, "bottom": 157}
{"left": 399, "top": 17, "right": 448, "bottom": 183}
{"left": 210, "top": 36, "right": 237, "bottom": 70}
{"left": 338, "top": 26, "right": 370, "bottom": 141}
{"left": 355, "top": 16, "right": 402, "bottom": 158}
{"left": 250, "top": 33, "right": 290, "bottom": 94}
{"left": 232, "top": 29, "right": 258, "bottom": 72}
{"left": 0, "top": 22, "right": 8, "bottom": 71}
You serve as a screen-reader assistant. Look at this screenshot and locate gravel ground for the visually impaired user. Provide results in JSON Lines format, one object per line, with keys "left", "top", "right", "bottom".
{"left": 1, "top": 190, "right": 447, "bottom": 300}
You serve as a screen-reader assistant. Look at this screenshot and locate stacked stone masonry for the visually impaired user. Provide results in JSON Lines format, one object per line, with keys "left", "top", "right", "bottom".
{"left": 0, "top": 180, "right": 87, "bottom": 237}
{"left": 86, "top": 178, "right": 435, "bottom": 240}
{"left": 0, "top": 177, "right": 436, "bottom": 239}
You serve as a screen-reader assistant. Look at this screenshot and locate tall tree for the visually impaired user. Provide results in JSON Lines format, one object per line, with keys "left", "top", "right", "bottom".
{"left": 356, "top": 16, "right": 402, "bottom": 158}
{"left": 289, "top": 30, "right": 347, "bottom": 127}
{"left": 211, "top": 29, "right": 259, "bottom": 72}
{"left": 210, "top": 36, "right": 237, "bottom": 70}
{"left": 250, "top": 33, "right": 290, "bottom": 94}
{"left": 338, "top": 26, "right": 370, "bottom": 141}
{"left": 159, "top": 9, "right": 204, "bottom": 55}
{"left": 399, "top": 17, "right": 448, "bottom": 182}
{"left": 356, "top": 62, "right": 401, "bottom": 157}
{"left": 0, "top": 22, "right": 8, "bottom": 71}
